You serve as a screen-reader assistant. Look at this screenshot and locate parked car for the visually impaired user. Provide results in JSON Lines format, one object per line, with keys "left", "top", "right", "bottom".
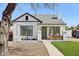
{"left": 76, "top": 31, "right": 79, "bottom": 38}
{"left": 72, "top": 30, "right": 79, "bottom": 38}
{"left": 72, "top": 30, "right": 76, "bottom": 38}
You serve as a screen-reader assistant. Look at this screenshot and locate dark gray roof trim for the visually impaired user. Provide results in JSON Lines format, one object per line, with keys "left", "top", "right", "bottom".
{"left": 13, "top": 12, "right": 42, "bottom": 23}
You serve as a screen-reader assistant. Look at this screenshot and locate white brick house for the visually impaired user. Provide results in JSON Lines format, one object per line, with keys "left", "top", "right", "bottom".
{"left": 12, "top": 13, "right": 66, "bottom": 41}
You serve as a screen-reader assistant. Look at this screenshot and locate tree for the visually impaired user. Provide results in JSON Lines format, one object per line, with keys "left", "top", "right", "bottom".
{"left": 76, "top": 24, "right": 79, "bottom": 29}
{"left": 17, "top": 3, "right": 58, "bottom": 16}
{"left": 1, "top": 3, "right": 16, "bottom": 56}
{"left": 69, "top": 26, "right": 75, "bottom": 30}
{"left": 65, "top": 26, "right": 69, "bottom": 30}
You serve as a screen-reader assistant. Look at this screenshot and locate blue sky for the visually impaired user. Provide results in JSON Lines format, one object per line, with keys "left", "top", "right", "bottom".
{"left": 0, "top": 3, "right": 79, "bottom": 26}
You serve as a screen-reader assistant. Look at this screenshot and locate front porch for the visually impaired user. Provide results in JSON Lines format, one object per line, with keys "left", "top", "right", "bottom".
{"left": 38, "top": 25, "right": 65, "bottom": 40}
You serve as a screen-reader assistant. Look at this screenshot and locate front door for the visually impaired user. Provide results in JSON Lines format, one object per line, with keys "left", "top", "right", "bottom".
{"left": 42, "top": 26, "right": 47, "bottom": 39}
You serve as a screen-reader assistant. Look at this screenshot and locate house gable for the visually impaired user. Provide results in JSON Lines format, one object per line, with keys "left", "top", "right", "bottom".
{"left": 13, "top": 13, "right": 42, "bottom": 23}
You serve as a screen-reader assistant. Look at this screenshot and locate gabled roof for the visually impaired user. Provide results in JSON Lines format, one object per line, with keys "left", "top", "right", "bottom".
{"left": 13, "top": 12, "right": 42, "bottom": 23}
{"left": 34, "top": 14, "right": 66, "bottom": 25}
{"left": 13, "top": 12, "right": 66, "bottom": 25}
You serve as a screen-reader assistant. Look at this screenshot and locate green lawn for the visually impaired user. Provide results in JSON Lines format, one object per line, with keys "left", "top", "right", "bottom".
{"left": 51, "top": 41, "right": 79, "bottom": 56}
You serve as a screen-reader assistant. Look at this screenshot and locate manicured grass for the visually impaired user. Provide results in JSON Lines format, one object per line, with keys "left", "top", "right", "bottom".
{"left": 51, "top": 41, "right": 79, "bottom": 56}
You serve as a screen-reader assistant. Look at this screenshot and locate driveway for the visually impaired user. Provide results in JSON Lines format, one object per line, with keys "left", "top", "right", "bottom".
{"left": 7, "top": 41, "right": 49, "bottom": 56}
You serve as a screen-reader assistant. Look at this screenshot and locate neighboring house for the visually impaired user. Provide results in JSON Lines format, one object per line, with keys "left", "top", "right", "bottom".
{"left": 12, "top": 13, "right": 66, "bottom": 41}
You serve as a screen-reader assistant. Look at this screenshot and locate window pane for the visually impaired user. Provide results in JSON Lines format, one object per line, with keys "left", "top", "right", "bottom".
{"left": 53, "top": 27, "right": 60, "bottom": 35}
{"left": 20, "top": 26, "right": 26, "bottom": 36}
{"left": 49, "top": 27, "right": 60, "bottom": 36}
{"left": 20, "top": 26, "right": 33, "bottom": 36}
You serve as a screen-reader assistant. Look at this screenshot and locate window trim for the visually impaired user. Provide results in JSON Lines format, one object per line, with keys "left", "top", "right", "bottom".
{"left": 20, "top": 25, "right": 33, "bottom": 36}
{"left": 49, "top": 27, "right": 60, "bottom": 36}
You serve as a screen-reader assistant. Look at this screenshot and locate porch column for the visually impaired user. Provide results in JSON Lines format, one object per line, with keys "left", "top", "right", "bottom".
{"left": 17, "top": 24, "right": 20, "bottom": 41}
{"left": 61, "top": 25, "right": 65, "bottom": 35}
{"left": 38, "top": 25, "right": 41, "bottom": 41}
{"left": 47, "top": 27, "right": 49, "bottom": 38}
{"left": 60, "top": 26, "right": 64, "bottom": 36}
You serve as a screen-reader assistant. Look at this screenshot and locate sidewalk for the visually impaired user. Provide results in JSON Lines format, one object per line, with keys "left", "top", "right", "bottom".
{"left": 67, "top": 37, "right": 79, "bottom": 42}
{"left": 42, "top": 40, "right": 64, "bottom": 56}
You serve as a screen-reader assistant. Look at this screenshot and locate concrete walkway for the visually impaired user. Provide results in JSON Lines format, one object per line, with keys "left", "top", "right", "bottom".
{"left": 42, "top": 40, "right": 64, "bottom": 56}
{"left": 67, "top": 38, "right": 79, "bottom": 42}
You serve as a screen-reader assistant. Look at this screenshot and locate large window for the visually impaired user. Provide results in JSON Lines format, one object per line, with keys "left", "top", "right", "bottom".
{"left": 20, "top": 25, "right": 33, "bottom": 36}
{"left": 49, "top": 27, "right": 60, "bottom": 36}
